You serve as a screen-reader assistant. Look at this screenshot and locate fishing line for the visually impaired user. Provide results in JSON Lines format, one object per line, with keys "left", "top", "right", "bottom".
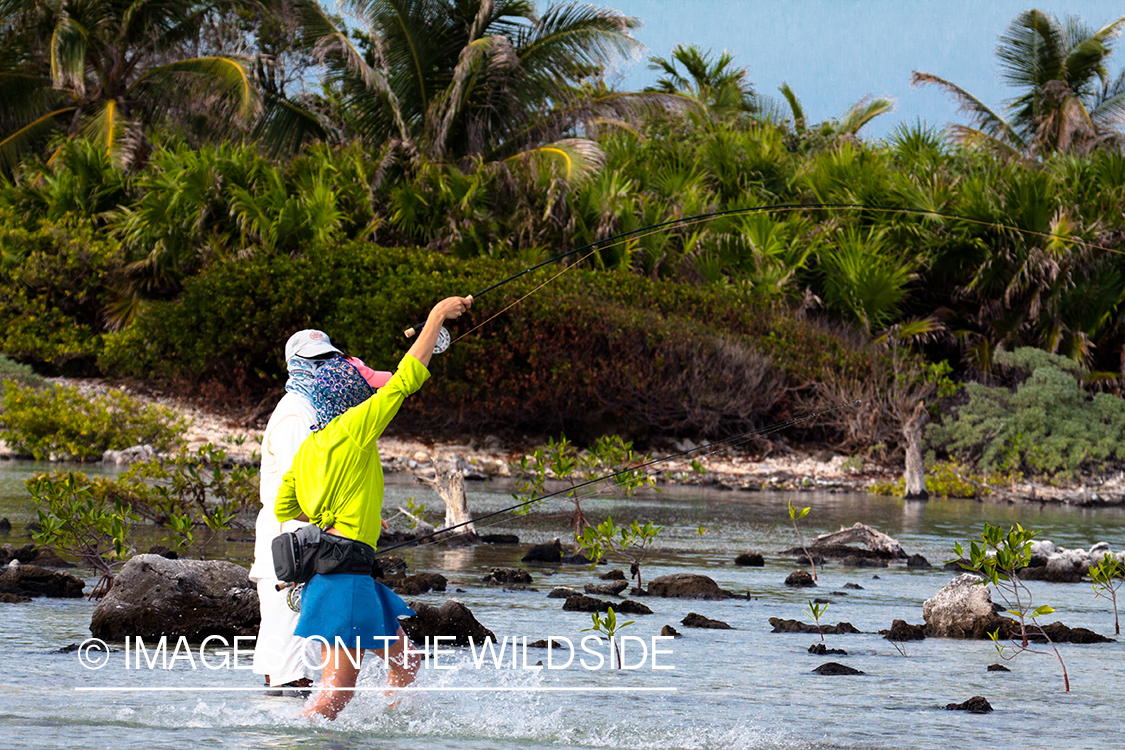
{"left": 374, "top": 399, "right": 859, "bottom": 557}
{"left": 405, "top": 201, "right": 1123, "bottom": 346}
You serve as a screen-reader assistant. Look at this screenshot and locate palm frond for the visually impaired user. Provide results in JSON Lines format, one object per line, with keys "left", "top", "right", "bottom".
{"left": 912, "top": 70, "right": 1026, "bottom": 150}
{"left": 778, "top": 82, "right": 805, "bottom": 133}
{"left": 252, "top": 92, "right": 333, "bottom": 157}
{"left": 50, "top": 15, "right": 89, "bottom": 96}
{"left": 516, "top": 2, "right": 642, "bottom": 78}
{"left": 135, "top": 56, "right": 261, "bottom": 121}
{"left": 837, "top": 95, "right": 895, "bottom": 134}
{"left": 505, "top": 137, "right": 605, "bottom": 184}
{"left": 0, "top": 107, "right": 76, "bottom": 171}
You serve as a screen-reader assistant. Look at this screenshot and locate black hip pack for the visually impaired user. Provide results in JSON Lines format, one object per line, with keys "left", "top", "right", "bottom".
{"left": 272, "top": 525, "right": 376, "bottom": 583}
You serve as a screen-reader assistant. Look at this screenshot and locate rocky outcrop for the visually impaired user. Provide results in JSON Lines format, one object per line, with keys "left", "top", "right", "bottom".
{"left": 987, "top": 664, "right": 1010, "bottom": 672}
{"left": 522, "top": 538, "right": 563, "bottom": 563}
{"left": 812, "top": 662, "right": 864, "bottom": 675}
{"left": 562, "top": 595, "right": 652, "bottom": 615}
{"left": 906, "top": 554, "right": 931, "bottom": 569}
{"left": 1035, "top": 622, "right": 1114, "bottom": 644}
{"left": 944, "top": 696, "right": 993, "bottom": 713}
{"left": 584, "top": 581, "right": 628, "bottom": 596}
{"left": 784, "top": 570, "right": 816, "bottom": 587}
{"left": 808, "top": 643, "right": 847, "bottom": 655}
{"left": 661, "top": 624, "right": 682, "bottom": 638}
{"left": 922, "top": 574, "right": 1012, "bottom": 639}
{"left": 600, "top": 569, "right": 626, "bottom": 580}
{"left": 768, "top": 618, "right": 861, "bottom": 634}
{"left": 0, "top": 563, "right": 84, "bottom": 598}
{"left": 0, "top": 544, "right": 74, "bottom": 568}
{"left": 647, "top": 573, "right": 732, "bottom": 600}
{"left": 101, "top": 444, "right": 155, "bottom": 466}
{"left": 804, "top": 523, "right": 907, "bottom": 559}
{"left": 840, "top": 555, "right": 888, "bottom": 568}
{"left": 401, "top": 599, "right": 495, "bottom": 647}
{"left": 735, "top": 553, "right": 765, "bottom": 567}
{"left": 389, "top": 572, "right": 448, "bottom": 596}
{"left": 547, "top": 586, "right": 583, "bottom": 599}
{"left": 90, "top": 555, "right": 258, "bottom": 641}
{"left": 880, "top": 620, "right": 926, "bottom": 641}
{"left": 681, "top": 612, "right": 733, "bottom": 629}
{"left": 1021, "top": 540, "right": 1125, "bottom": 581}
{"left": 482, "top": 568, "right": 532, "bottom": 585}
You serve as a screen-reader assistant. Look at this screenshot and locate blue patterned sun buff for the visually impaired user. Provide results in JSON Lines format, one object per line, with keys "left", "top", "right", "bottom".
{"left": 285, "top": 355, "right": 327, "bottom": 405}
{"left": 310, "top": 356, "right": 375, "bottom": 430}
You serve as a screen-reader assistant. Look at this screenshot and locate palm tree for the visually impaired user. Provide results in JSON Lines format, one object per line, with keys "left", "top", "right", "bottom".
{"left": 0, "top": 0, "right": 260, "bottom": 171}
{"left": 912, "top": 10, "right": 1125, "bottom": 157}
{"left": 279, "top": 0, "right": 675, "bottom": 167}
{"left": 777, "top": 82, "right": 894, "bottom": 137}
{"left": 646, "top": 43, "right": 755, "bottom": 118}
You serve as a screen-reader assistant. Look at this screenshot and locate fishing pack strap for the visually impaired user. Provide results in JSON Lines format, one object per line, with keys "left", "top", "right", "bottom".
{"left": 272, "top": 525, "right": 376, "bottom": 583}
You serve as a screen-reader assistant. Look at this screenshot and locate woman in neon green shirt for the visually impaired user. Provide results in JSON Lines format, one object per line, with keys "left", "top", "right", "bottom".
{"left": 276, "top": 295, "right": 471, "bottom": 721}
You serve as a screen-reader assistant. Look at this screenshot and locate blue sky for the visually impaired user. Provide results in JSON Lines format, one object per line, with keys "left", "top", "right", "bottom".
{"left": 606, "top": 1, "right": 1123, "bottom": 138}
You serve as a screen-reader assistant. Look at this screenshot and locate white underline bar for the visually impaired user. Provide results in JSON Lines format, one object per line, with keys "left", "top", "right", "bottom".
{"left": 75, "top": 686, "right": 677, "bottom": 693}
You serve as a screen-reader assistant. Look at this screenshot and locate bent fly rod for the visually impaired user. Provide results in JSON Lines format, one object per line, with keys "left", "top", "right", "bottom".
{"left": 372, "top": 399, "right": 861, "bottom": 557}
{"left": 400, "top": 201, "right": 1121, "bottom": 350}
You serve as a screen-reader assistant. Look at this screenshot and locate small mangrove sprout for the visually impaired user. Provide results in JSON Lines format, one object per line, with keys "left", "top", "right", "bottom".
{"left": 1089, "top": 555, "right": 1124, "bottom": 636}
{"left": 788, "top": 499, "right": 817, "bottom": 580}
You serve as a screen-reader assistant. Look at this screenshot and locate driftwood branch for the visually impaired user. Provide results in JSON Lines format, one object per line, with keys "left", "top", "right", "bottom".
{"left": 414, "top": 454, "right": 479, "bottom": 544}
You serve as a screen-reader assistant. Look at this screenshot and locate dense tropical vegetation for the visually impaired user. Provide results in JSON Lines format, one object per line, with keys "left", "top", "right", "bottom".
{"left": 2, "top": 2, "right": 1125, "bottom": 479}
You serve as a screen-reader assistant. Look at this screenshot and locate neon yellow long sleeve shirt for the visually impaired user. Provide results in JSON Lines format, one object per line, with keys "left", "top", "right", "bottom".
{"left": 274, "top": 354, "right": 430, "bottom": 548}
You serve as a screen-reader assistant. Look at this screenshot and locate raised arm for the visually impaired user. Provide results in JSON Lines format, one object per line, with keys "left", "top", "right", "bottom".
{"left": 407, "top": 296, "right": 473, "bottom": 368}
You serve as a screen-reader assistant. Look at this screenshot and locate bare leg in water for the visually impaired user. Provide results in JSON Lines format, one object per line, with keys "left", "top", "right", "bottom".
{"left": 300, "top": 627, "right": 420, "bottom": 721}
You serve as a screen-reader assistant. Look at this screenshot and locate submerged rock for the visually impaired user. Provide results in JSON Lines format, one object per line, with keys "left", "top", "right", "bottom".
{"left": 480, "top": 534, "right": 519, "bottom": 545}
{"left": 784, "top": 570, "right": 816, "bottom": 587}
{"left": 562, "top": 595, "right": 651, "bottom": 615}
{"left": 600, "top": 569, "right": 626, "bottom": 580}
{"left": 584, "top": 580, "right": 628, "bottom": 596}
{"left": 987, "top": 664, "right": 1011, "bottom": 672}
{"left": 661, "top": 624, "right": 682, "bottom": 638}
{"left": 90, "top": 555, "right": 257, "bottom": 641}
{"left": 735, "top": 553, "right": 765, "bottom": 567}
{"left": 482, "top": 568, "right": 532, "bottom": 585}
{"left": 0, "top": 563, "right": 84, "bottom": 598}
{"left": 768, "top": 618, "right": 861, "bottom": 635}
{"left": 401, "top": 599, "right": 495, "bottom": 647}
{"left": 521, "top": 538, "right": 563, "bottom": 563}
{"left": 808, "top": 643, "right": 847, "bottom": 655}
{"left": 547, "top": 586, "right": 583, "bottom": 599}
{"left": 944, "top": 696, "right": 993, "bottom": 713}
{"left": 391, "top": 572, "right": 448, "bottom": 596}
{"left": 906, "top": 554, "right": 932, "bottom": 569}
{"left": 812, "top": 662, "right": 864, "bottom": 675}
{"left": 881, "top": 620, "right": 926, "bottom": 641}
{"left": 681, "top": 612, "right": 733, "bottom": 630}
{"left": 648, "top": 573, "right": 732, "bottom": 600}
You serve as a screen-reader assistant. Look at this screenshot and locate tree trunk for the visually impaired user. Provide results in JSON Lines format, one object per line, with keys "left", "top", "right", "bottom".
{"left": 415, "top": 454, "right": 479, "bottom": 545}
{"left": 902, "top": 401, "right": 929, "bottom": 500}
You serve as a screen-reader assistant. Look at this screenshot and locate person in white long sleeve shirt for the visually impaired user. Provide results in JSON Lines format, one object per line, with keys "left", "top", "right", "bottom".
{"left": 249, "top": 330, "right": 341, "bottom": 690}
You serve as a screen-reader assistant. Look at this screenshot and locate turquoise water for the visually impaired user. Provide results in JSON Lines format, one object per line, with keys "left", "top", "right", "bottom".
{"left": 2, "top": 460, "right": 1124, "bottom": 750}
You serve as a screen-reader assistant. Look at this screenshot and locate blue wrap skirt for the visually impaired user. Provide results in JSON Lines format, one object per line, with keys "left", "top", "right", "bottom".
{"left": 295, "top": 573, "right": 414, "bottom": 651}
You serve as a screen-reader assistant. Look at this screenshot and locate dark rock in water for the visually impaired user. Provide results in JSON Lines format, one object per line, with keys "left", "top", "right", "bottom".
{"left": 681, "top": 612, "right": 733, "bottom": 630}
{"left": 584, "top": 580, "right": 628, "bottom": 596}
{"left": 377, "top": 529, "right": 420, "bottom": 548}
{"left": 769, "top": 618, "right": 861, "bottom": 635}
{"left": 562, "top": 595, "right": 652, "bottom": 615}
{"left": 526, "top": 638, "right": 568, "bottom": 649}
{"left": 600, "top": 569, "right": 626, "bottom": 580}
{"left": 147, "top": 546, "right": 179, "bottom": 560}
{"left": 54, "top": 643, "right": 81, "bottom": 653}
{"left": 0, "top": 563, "right": 84, "bottom": 598}
{"left": 373, "top": 556, "right": 408, "bottom": 577}
{"left": 615, "top": 599, "right": 653, "bottom": 615}
{"left": 944, "top": 696, "right": 993, "bottom": 713}
{"left": 840, "top": 555, "right": 888, "bottom": 568}
{"left": 1017, "top": 565, "right": 1082, "bottom": 583}
{"left": 561, "top": 552, "right": 600, "bottom": 565}
{"left": 813, "top": 597, "right": 831, "bottom": 604}
{"left": 0, "top": 543, "right": 37, "bottom": 565}
{"left": 944, "top": 558, "right": 971, "bottom": 572}
{"left": 392, "top": 572, "right": 448, "bottom": 596}
{"left": 987, "top": 664, "right": 1011, "bottom": 672}
{"left": 90, "top": 555, "right": 257, "bottom": 641}
{"left": 402, "top": 599, "right": 495, "bottom": 647}
{"left": 784, "top": 570, "right": 816, "bottom": 587}
{"left": 812, "top": 662, "right": 865, "bottom": 675}
{"left": 808, "top": 643, "right": 847, "bottom": 655}
{"left": 0, "top": 518, "right": 11, "bottom": 534}
{"left": 843, "top": 582, "right": 864, "bottom": 590}
{"left": 735, "top": 553, "right": 765, "bottom": 567}
{"left": 0, "top": 592, "right": 32, "bottom": 603}
{"left": 26, "top": 522, "right": 42, "bottom": 534}
{"left": 661, "top": 625, "right": 682, "bottom": 638}
{"left": 648, "top": 573, "right": 733, "bottom": 600}
{"left": 547, "top": 586, "right": 583, "bottom": 599}
{"left": 795, "top": 554, "right": 826, "bottom": 567}
{"left": 880, "top": 619, "right": 926, "bottom": 641}
{"left": 522, "top": 538, "right": 563, "bottom": 563}
{"left": 480, "top": 534, "right": 519, "bottom": 545}
{"left": 1036, "top": 622, "right": 1114, "bottom": 644}
{"left": 29, "top": 548, "right": 73, "bottom": 568}
{"left": 482, "top": 568, "right": 533, "bottom": 585}
{"left": 906, "top": 554, "right": 932, "bottom": 569}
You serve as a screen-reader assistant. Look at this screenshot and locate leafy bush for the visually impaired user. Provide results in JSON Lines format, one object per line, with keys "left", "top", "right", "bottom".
{"left": 0, "top": 382, "right": 186, "bottom": 460}
{"left": 0, "top": 354, "right": 42, "bottom": 387}
{"left": 99, "top": 241, "right": 901, "bottom": 441}
{"left": 0, "top": 210, "right": 124, "bottom": 370}
{"left": 868, "top": 460, "right": 1022, "bottom": 498}
{"left": 928, "top": 348, "right": 1125, "bottom": 476}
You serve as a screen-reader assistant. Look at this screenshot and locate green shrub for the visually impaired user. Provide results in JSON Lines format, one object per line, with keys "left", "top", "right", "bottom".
{"left": 0, "top": 354, "right": 42, "bottom": 387}
{"left": 0, "top": 210, "right": 124, "bottom": 370}
{"left": 927, "top": 348, "right": 1125, "bottom": 476}
{"left": 868, "top": 460, "right": 1022, "bottom": 498}
{"left": 0, "top": 382, "right": 186, "bottom": 460}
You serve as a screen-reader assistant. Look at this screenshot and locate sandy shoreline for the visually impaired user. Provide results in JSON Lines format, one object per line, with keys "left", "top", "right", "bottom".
{"left": 6, "top": 376, "right": 1124, "bottom": 506}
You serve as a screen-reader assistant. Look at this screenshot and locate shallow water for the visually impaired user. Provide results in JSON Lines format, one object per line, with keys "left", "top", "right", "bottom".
{"left": 2, "top": 460, "right": 1124, "bottom": 750}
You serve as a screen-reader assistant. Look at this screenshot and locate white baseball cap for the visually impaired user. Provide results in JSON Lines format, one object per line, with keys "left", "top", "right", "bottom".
{"left": 285, "top": 329, "right": 342, "bottom": 361}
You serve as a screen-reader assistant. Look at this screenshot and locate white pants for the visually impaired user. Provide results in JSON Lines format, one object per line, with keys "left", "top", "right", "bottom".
{"left": 252, "top": 578, "right": 318, "bottom": 685}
